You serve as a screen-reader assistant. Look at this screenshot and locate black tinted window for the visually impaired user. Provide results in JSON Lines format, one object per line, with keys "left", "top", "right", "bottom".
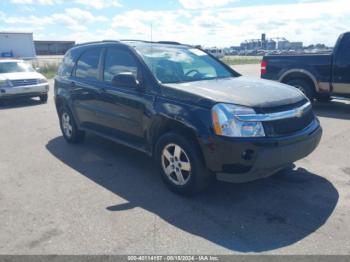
{"left": 75, "top": 49, "right": 101, "bottom": 81}
{"left": 58, "top": 51, "right": 74, "bottom": 77}
{"left": 339, "top": 35, "right": 350, "bottom": 62}
{"left": 103, "top": 48, "right": 138, "bottom": 83}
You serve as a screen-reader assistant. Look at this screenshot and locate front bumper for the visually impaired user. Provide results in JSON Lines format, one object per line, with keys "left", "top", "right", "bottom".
{"left": 0, "top": 84, "right": 49, "bottom": 99}
{"left": 201, "top": 119, "right": 322, "bottom": 183}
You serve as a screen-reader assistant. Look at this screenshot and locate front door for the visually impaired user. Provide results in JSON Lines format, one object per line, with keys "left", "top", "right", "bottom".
{"left": 93, "top": 47, "right": 153, "bottom": 145}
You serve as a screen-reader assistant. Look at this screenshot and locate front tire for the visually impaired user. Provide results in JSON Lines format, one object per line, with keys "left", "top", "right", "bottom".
{"left": 316, "top": 94, "right": 332, "bottom": 103}
{"left": 59, "top": 107, "right": 85, "bottom": 144}
{"left": 39, "top": 94, "right": 48, "bottom": 103}
{"left": 155, "top": 132, "right": 211, "bottom": 195}
{"left": 286, "top": 79, "right": 315, "bottom": 101}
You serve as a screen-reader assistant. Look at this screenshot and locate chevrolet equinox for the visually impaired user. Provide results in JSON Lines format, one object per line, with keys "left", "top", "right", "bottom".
{"left": 54, "top": 40, "right": 322, "bottom": 195}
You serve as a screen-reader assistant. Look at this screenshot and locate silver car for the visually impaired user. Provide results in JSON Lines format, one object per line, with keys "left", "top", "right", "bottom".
{"left": 0, "top": 59, "right": 49, "bottom": 102}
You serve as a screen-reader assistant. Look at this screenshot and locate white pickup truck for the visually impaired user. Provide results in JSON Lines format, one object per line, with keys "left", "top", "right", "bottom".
{"left": 0, "top": 59, "right": 49, "bottom": 102}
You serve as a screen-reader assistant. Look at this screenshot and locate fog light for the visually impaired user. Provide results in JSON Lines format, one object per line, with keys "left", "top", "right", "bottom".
{"left": 241, "top": 149, "right": 254, "bottom": 160}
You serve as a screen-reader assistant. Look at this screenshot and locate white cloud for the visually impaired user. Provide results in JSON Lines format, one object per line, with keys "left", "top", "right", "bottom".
{"left": 1, "top": 8, "right": 107, "bottom": 33}
{"left": 58, "top": 8, "right": 107, "bottom": 23}
{"left": 2, "top": 0, "right": 349, "bottom": 46}
{"left": 10, "top": 0, "right": 62, "bottom": 4}
{"left": 109, "top": 0, "right": 350, "bottom": 47}
{"left": 73, "top": 0, "right": 122, "bottom": 9}
{"left": 178, "top": 0, "right": 236, "bottom": 9}
{"left": 10, "top": 0, "right": 122, "bottom": 9}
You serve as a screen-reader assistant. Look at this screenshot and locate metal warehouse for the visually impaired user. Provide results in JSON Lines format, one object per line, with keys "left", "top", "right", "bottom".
{"left": 34, "top": 40, "right": 75, "bottom": 55}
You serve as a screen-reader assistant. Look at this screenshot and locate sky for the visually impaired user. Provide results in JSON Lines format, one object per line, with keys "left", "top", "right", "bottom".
{"left": 0, "top": 0, "right": 348, "bottom": 47}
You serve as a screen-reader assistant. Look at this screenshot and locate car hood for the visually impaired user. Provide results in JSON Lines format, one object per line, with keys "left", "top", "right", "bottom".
{"left": 0, "top": 72, "right": 46, "bottom": 81}
{"left": 164, "top": 76, "right": 306, "bottom": 108}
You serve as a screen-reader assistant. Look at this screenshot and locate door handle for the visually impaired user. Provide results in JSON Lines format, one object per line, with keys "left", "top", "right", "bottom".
{"left": 70, "top": 82, "right": 76, "bottom": 88}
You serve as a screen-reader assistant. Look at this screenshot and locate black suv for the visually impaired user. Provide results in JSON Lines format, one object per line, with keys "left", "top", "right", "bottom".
{"left": 54, "top": 40, "right": 322, "bottom": 195}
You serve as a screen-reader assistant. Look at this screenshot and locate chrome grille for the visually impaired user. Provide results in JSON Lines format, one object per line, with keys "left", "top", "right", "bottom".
{"left": 11, "top": 79, "right": 38, "bottom": 87}
{"left": 263, "top": 107, "right": 314, "bottom": 136}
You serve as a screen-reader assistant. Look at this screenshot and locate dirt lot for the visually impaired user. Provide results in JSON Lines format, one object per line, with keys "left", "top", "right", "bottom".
{"left": 0, "top": 65, "right": 349, "bottom": 254}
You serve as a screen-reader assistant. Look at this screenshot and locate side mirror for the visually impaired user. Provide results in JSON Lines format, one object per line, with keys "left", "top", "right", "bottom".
{"left": 35, "top": 67, "right": 41, "bottom": 72}
{"left": 112, "top": 73, "right": 139, "bottom": 88}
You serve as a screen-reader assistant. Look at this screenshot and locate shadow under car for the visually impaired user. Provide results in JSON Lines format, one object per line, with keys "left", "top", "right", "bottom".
{"left": 46, "top": 134, "right": 338, "bottom": 252}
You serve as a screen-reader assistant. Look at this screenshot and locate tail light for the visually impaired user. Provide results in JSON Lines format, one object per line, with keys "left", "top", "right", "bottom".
{"left": 261, "top": 60, "right": 267, "bottom": 75}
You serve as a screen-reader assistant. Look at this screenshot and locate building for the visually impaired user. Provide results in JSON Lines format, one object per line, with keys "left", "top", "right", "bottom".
{"left": 266, "top": 39, "right": 276, "bottom": 50}
{"left": 0, "top": 31, "right": 36, "bottom": 58}
{"left": 289, "top": 42, "right": 303, "bottom": 50}
{"left": 34, "top": 40, "right": 75, "bottom": 55}
{"left": 277, "top": 39, "right": 290, "bottom": 50}
{"left": 239, "top": 34, "right": 303, "bottom": 51}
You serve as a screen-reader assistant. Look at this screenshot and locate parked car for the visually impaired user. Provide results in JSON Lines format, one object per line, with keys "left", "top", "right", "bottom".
{"left": 261, "top": 32, "right": 350, "bottom": 101}
{"left": 0, "top": 59, "right": 49, "bottom": 102}
{"left": 54, "top": 40, "right": 322, "bottom": 195}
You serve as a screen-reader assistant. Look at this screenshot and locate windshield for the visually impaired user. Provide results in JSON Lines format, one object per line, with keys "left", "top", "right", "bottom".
{"left": 0, "top": 62, "right": 35, "bottom": 74}
{"left": 135, "top": 45, "right": 234, "bottom": 84}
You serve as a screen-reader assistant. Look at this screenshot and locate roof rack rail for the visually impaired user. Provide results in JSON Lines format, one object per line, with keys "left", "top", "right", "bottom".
{"left": 102, "top": 40, "right": 120, "bottom": 43}
{"left": 120, "top": 39, "right": 149, "bottom": 43}
{"left": 73, "top": 40, "right": 120, "bottom": 48}
{"left": 73, "top": 40, "right": 183, "bottom": 48}
{"left": 157, "top": 41, "right": 181, "bottom": 45}
{"left": 121, "top": 39, "right": 182, "bottom": 45}
{"left": 73, "top": 41, "right": 103, "bottom": 47}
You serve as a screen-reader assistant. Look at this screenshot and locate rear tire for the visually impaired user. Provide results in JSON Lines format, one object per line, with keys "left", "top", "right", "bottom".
{"left": 59, "top": 107, "right": 85, "bottom": 144}
{"left": 286, "top": 79, "right": 315, "bottom": 101}
{"left": 39, "top": 94, "right": 48, "bottom": 103}
{"left": 155, "top": 132, "right": 211, "bottom": 196}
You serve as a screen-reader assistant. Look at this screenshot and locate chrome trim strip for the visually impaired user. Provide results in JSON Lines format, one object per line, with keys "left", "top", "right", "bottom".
{"left": 235, "top": 101, "right": 312, "bottom": 122}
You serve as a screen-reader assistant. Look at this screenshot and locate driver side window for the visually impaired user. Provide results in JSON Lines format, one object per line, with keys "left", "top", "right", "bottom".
{"left": 103, "top": 48, "right": 138, "bottom": 83}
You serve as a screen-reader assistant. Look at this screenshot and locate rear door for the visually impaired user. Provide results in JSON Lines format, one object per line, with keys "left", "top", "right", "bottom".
{"left": 70, "top": 47, "right": 103, "bottom": 129}
{"left": 332, "top": 33, "right": 350, "bottom": 95}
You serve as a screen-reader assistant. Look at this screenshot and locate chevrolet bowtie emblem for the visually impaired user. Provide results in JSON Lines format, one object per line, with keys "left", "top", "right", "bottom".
{"left": 295, "top": 109, "right": 304, "bottom": 118}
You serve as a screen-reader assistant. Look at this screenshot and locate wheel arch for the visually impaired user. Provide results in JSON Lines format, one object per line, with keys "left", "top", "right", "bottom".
{"left": 279, "top": 69, "right": 319, "bottom": 92}
{"left": 149, "top": 115, "right": 205, "bottom": 160}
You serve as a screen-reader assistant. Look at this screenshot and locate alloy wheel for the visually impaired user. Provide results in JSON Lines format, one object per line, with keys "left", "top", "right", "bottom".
{"left": 161, "top": 143, "right": 192, "bottom": 186}
{"left": 61, "top": 112, "right": 73, "bottom": 138}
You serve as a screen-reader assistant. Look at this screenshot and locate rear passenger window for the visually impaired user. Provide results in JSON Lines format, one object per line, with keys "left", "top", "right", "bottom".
{"left": 103, "top": 48, "right": 138, "bottom": 83}
{"left": 75, "top": 49, "right": 101, "bottom": 81}
{"left": 58, "top": 51, "right": 74, "bottom": 77}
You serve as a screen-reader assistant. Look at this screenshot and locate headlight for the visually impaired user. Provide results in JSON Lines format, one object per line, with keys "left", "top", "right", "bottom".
{"left": 212, "top": 103, "right": 265, "bottom": 137}
{"left": 0, "top": 79, "right": 11, "bottom": 88}
{"left": 38, "top": 78, "right": 48, "bottom": 84}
